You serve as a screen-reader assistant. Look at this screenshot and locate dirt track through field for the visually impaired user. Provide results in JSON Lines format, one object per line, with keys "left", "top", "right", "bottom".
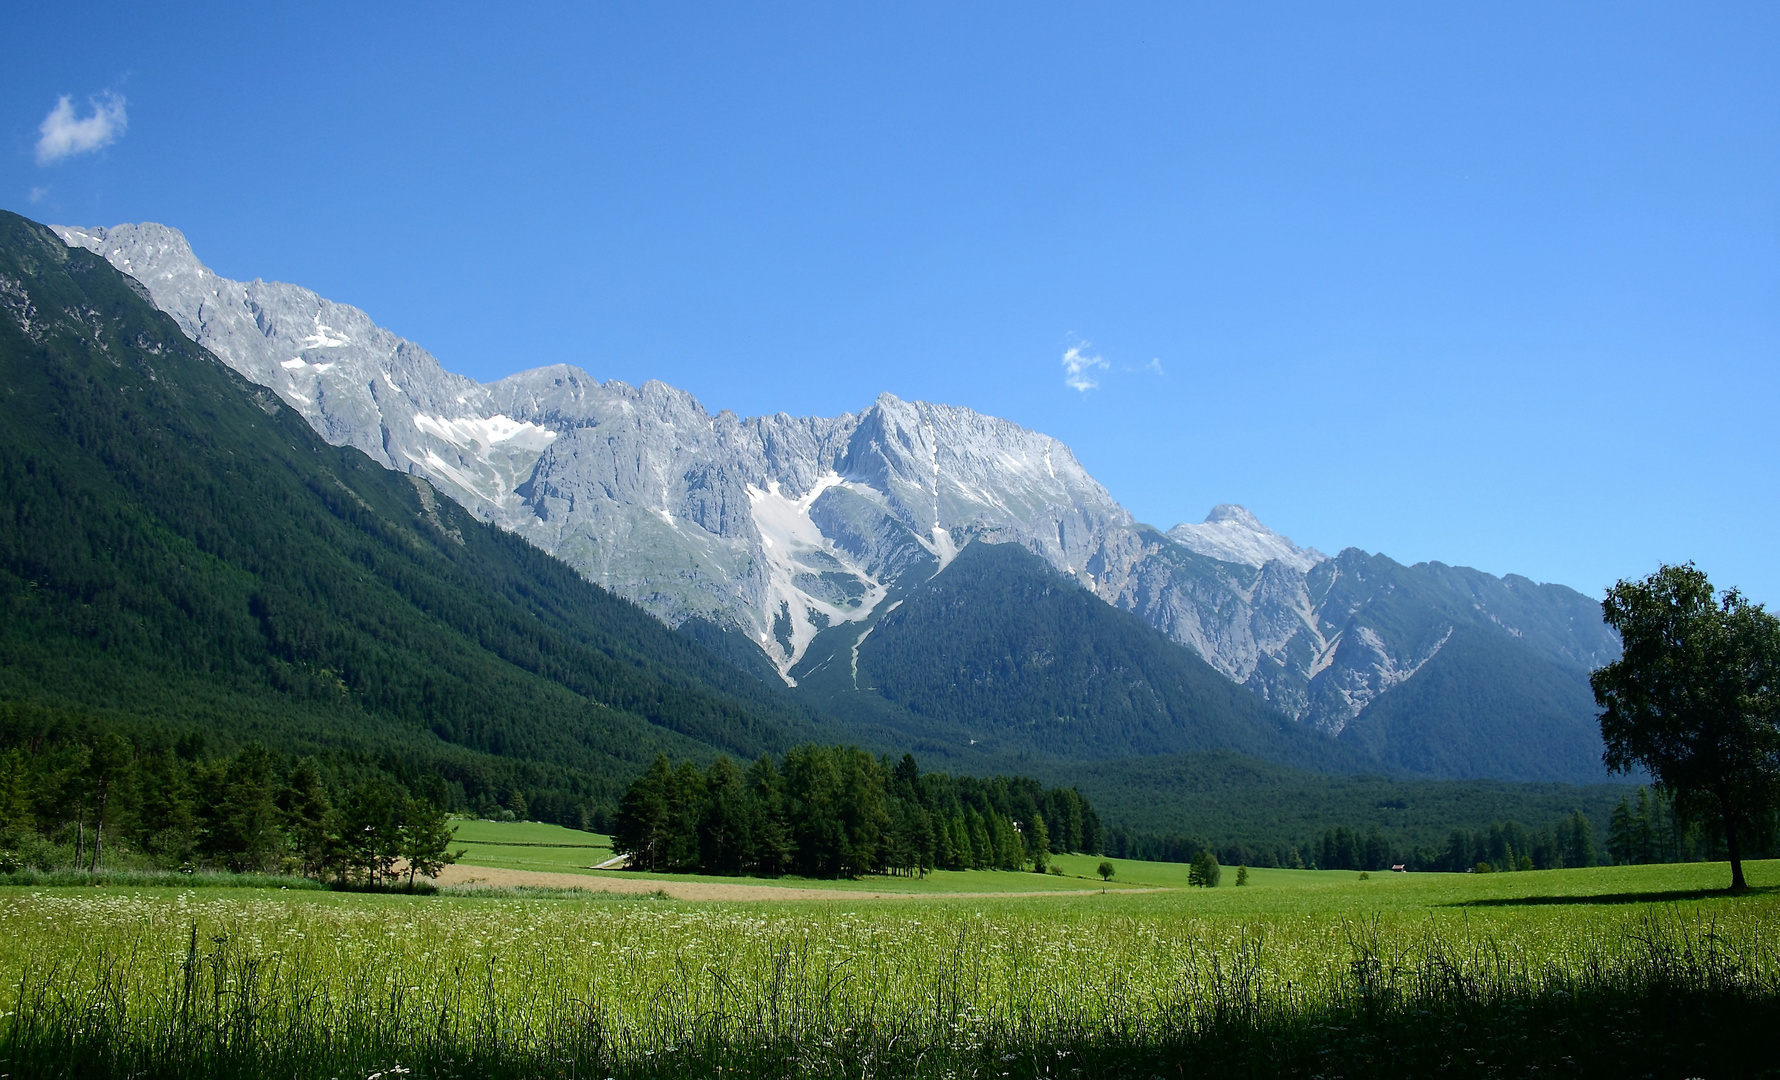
{"left": 435, "top": 863, "right": 1156, "bottom": 901}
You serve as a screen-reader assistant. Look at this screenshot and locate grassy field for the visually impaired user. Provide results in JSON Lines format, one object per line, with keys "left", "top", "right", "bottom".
{"left": 445, "top": 818, "right": 1779, "bottom": 904}
{"left": 4, "top": 854, "right": 1779, "bottom": 1079}
{"left": 446, "top": 819, "right": 1154, "bottom": 893}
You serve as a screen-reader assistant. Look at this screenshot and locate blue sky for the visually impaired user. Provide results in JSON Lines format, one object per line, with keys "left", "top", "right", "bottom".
{"left": 6, "top": 3, "right": 1777, "bottom": 602}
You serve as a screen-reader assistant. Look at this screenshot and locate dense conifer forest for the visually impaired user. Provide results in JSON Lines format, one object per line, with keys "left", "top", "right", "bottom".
{"left": 612, "top": 746, "right": 1101, "bottom": 877}
{"left": 0, "top": 211, "right": 820, "bottom": 822}
{"left": 852, "top": 543, "right": 1351, "bottom": 768}
{"left": 0, "top": 702, "right": 463, "bottom": 885}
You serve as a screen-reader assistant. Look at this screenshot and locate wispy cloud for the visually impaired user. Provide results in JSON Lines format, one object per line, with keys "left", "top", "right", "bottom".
{"left": 36, "top": 93, "right": 128, "bottom": 165}
{"left": 27, "top": 186, "right": 49, "bottom": 204}
{"left": 1061, "top": 345, "right": 1108, "bottom": 392}
{"left": 1145, "top": 357, "right": 1165, "bottom": 375}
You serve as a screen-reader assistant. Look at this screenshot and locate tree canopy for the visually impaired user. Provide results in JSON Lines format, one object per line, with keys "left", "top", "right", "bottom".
{"left": 1591, "top": 564, "right": 1780, "bottom": 890}
{"left": 611, "top": 746, "right": 1101, "bottom": 878}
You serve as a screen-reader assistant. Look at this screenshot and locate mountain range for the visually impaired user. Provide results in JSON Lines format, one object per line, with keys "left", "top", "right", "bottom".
{"left": 48, "top": 220, "right": 1621, "bottom": 783}
{"left": 0, "top": 211, "right": 818, "bottom": 822}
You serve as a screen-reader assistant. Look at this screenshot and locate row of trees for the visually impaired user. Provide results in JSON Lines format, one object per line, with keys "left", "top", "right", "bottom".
{"left": 0, "top": 719, "right": 459, "bottom": 887}
{"left": 1105, "top": 812, "right": 1601, "bottom": 874}
{"left": 1432, "top": 813, "right": 1599, "bottom": 873}
{"left": 1604, "top": 784, "right": 1738, "bottom": 866}
{"left": 1102, "top": 828, "right": 1308, "bottom": 870}
{"left": 612, "top": 746, "right": 1101, "bottom": 878}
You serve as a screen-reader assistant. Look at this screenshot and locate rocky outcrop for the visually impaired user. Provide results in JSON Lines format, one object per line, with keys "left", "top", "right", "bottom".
{"left": 56, "top": 222, "right": 1618, "bottom": 731}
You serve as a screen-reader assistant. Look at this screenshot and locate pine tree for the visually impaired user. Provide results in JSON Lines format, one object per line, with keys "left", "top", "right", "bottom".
{"left": 1189, "top": 848, "right": 1221, "bottom": 887}
{"left": 280, "top": 758, "right": 335, "bottom": 880}
{"left": 745, "top": 754, "right": 791, "bottom": 875}
{"left": 612, "top": 754, "right": 674, "bottom": 871}
{"left": 1634, "top": 787, "right": 1658, "bottom": 864}
{"left": 136, "top": 751, "right": 197, "bottom": 864}
{"left": 1567, "top": 809, "right": 1598, "bottom": 868}
{"left": 699, "top": 756, "right": 754, "bottom": 875}
{"left": 1608, "top": 798, "right": 1636, "bottom": 865}
{"left": 84, "top": 733, "right": 133, "bottom": 873}
{"left": 399, "top": 797, "right": 461, "bottom": 888}
{"left": 1028, "top": 813, "right": 1051, "bottom": 874}
{"left": 0, "top": 749, "right": 34, "bottom": 846}
{"left": 340, "top": 780, "right": 403, "bottom": 887}
{"left": 206, "top": 745, "right": 285, "bottom": 873}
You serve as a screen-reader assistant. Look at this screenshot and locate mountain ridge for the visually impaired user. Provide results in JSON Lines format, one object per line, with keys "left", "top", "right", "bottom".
{"left": 51, "top": 220, "right": 1621, "bottom": 781}
{"left": 0, "top": 210, "right": 828, "bottom": 820}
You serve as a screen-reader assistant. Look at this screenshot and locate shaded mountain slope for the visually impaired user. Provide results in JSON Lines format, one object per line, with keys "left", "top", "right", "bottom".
{"left": 825, "top": 542, "right": 1357, "bottom": 770}
{"left": 0, "top": 211, "right": 817, "bottom": 818}
{"left": 1336, "top": 624, "right": 1612, "bottom": 783}
{"left": 1056, "top": 749, "right": 1630, "bottom": 855}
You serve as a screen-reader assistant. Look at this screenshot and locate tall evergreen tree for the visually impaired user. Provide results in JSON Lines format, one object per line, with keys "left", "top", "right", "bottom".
{"left": 1566, "top": 809, "right": 1598, "bottom": 868}
{"left": 205, "top": 744, "right": 284, "bottom": 873}
{"left": 399, "top": 796, "right": 461, "bottom": 888}
{"left": 84, "top": 732, "right": 133, "bottom": 872}
{"left": 281, "top": 758, "right": 336, "bottom": 880}
{"left": 1028, "top": 812, "right": 1051, "bottom": 874}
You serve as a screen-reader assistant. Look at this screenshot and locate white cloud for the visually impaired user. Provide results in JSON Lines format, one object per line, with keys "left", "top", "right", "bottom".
{"left": 28, "top": 186, "right": 49, "bottom": 204}
{"left": 1061, "top": 345, "right": 1108, "bottom": 392}
{"left": 36, "top": 93, "right": 128, "bottom": 165}
{"left": 1146, "top": 357, "right": 1165, "bottom": 375}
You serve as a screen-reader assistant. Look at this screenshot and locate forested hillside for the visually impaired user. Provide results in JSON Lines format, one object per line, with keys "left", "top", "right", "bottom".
{"left": 0, "top": 211, "right": 821, "bottom": 823}
{"left": 846, "top": 542, "right": 1354, "bottom": 769}
{"left": 1337, "top": 624, "right": 1610, "bottom": 782}
{"left": 1061, "top": 749, "right": 1633, "bottom": 862}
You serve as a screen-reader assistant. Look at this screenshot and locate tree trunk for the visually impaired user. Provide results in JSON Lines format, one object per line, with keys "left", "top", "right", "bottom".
{"left": 1724, "top": 810, "right": 1747, "bottom": 892}
{"left": 92, "top": 795, "right": 105, "bottom": 873}
{"left": 73, "top": 816, "right": 83, "bottom": 870}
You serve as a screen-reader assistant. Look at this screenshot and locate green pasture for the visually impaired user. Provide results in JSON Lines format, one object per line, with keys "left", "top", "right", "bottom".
{"left": 445, "top": 818, "right": 618, "bottom": 873}
{"left": 447, "top": 819, "right": 1151, "bottom": 892}
{"left": 444, "top": 819, "right": 1780, "bottom": 907}
{"left": 3, "top": 860, "right": 1779, "bottom": 1078}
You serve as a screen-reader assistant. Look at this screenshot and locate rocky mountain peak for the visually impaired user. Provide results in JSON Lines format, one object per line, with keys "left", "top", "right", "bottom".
{"left": 53, "top": 221, "right": 1619, "bottom": 747}
{"left": 1166, "top": 504, "right": 1326, "bottom": 573}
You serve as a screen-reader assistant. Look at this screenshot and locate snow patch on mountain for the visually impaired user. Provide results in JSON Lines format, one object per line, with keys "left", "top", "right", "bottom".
{"left": 748, "top": 475, "right": 889, "bottom": 680}
{"left": 412, "top": 413, "right": 558, "bottom": 454}
{"left": 1168, "top": 504, "right": 1326, "bottom": 572}
{"left": 54, "top": 220, "right": 1620, "bottom": 729}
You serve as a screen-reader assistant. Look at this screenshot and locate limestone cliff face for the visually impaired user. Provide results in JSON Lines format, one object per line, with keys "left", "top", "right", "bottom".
{"left": 56, "top": 222, "right": 1617, "bottom": 730}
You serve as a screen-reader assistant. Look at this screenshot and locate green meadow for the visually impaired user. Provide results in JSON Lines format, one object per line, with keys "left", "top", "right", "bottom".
{"left": 5, "top": 847, "right": 1779, "bottom": 1079}
{"left": 443, "top": 818, "right": 1775, "bottom": 904}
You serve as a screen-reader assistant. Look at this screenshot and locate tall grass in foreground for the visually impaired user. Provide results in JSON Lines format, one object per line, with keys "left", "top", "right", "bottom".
{"left": 3, "top": 892, "right": 1777, "bottom": 1078}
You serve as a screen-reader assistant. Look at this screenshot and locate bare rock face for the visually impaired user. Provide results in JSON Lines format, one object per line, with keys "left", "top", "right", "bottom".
{"left": 55, "top": 222, "right": 1617, "bottom": 732}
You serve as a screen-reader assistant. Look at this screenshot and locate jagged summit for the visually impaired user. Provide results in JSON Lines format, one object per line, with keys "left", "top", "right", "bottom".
{"left": 1167, "top": 503, "right": 1326, "bottom": 573}
{"left": 51, "top": 221, "right": 1620, "bottom": 770}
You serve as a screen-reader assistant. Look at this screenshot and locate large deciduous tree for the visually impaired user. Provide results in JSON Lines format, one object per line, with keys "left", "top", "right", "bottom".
{"left": 1591, "top": 564, "right": 1780, "bottom": 891}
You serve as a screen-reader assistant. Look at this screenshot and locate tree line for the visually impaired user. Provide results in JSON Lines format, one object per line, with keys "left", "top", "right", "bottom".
{"left": 0, "top": 705, "right": 459, "bottom": 887}
{"left": 612, "top": 745, "right": 1102, "bottom": 878}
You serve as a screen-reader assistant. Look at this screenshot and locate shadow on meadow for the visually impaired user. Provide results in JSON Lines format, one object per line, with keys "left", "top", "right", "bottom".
{"left": 1448, "top": 883, "right": 1780, "bottom": 907}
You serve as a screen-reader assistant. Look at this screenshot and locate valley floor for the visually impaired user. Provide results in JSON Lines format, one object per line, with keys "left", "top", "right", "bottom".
{"left": 5, "top": 851, "right": 1778, "bottom": 1078}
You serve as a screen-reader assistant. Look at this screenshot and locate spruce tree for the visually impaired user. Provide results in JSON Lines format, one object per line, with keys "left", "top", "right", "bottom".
{"left": 400, "top": 797, "right": 461, "bottom": 888}
{"left": 1608, "top": 798, "right": 1636, "bottom": 865}
{"left": 1567, "top": 809, "right": 1598, "bottom": 868}
{"left": 1028, "top": 813, "right": 1051, "bottom": 874}
{"left": 280, "top": 758, "right": 335, "bottom": 880}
